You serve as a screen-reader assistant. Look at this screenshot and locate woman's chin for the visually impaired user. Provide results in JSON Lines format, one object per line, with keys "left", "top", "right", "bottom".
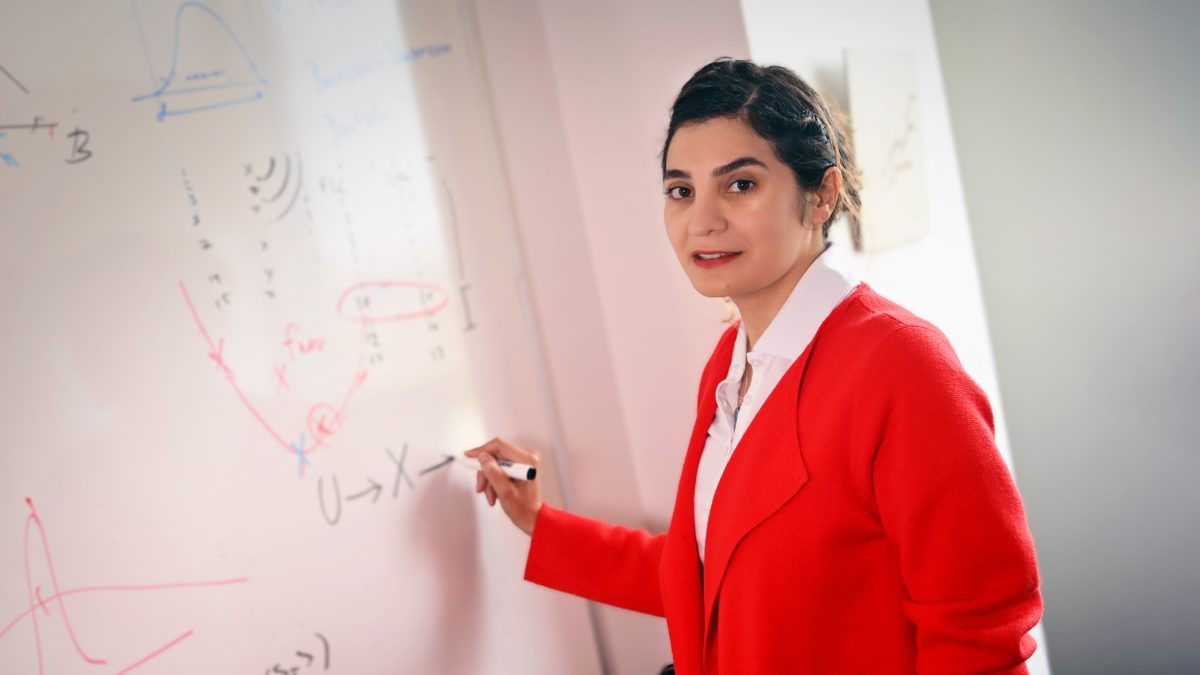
{"left": 688, "top": 278, "right": 736, "bottom": 299}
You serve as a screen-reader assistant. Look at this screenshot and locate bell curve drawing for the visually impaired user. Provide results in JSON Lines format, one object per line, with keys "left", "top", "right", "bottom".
{"left": 130, "top": 0, "right": 268, "bottom": 121}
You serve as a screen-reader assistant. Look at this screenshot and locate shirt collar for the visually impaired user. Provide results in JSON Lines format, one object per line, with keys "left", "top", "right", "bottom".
{"left": 726, "top": 242, "right": 859, "bottom": 378}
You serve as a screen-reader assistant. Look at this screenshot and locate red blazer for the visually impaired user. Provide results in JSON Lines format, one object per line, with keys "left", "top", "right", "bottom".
{"left": 525, "top": 283, "right": 1042, "bottom": 674}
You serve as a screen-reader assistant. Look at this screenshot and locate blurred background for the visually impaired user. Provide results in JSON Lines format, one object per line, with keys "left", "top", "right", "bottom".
{"left": 476, "top": 1, "right": 1198, "bottom": 673}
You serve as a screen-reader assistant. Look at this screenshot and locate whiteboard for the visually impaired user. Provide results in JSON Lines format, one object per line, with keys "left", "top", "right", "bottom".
{"left": 0, "top": 1, "right": 597, "bottom": 673}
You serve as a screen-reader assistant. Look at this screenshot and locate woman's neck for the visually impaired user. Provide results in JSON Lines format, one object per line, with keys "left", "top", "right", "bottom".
{"left": 734, "top": 248, "right": 821, "bottom": 351}
{"left": 737, "top": 293, "right": 789, "bottom": 352}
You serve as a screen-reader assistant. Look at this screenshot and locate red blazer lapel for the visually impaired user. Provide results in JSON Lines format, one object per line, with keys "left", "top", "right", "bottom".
{"left": 698, "top": 284, "right": 868, "bottom": 650}
{"left": 659, "top": 324, "right": 739, "bottom": 674}
{"left": 700, "top": 336, "right": 815, "bottom": 638}
{"left": 660, "top": 285, "right": 868, "bottom": 670}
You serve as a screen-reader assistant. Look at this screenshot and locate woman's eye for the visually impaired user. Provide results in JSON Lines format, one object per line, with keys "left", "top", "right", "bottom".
{"left": 665, "top": 185, "right": 692, "bottom": 200}
{"left": 729, "top": 179, "right": 755, "bottom": 193}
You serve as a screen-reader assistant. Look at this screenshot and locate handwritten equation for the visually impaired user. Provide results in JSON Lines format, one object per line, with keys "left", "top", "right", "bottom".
{"left": 180, "top": 280, "right": 369, "bottom": 477}
{"left": 0, "top": 102, "right": 93, "bottom": 169}
{"left": 316, "top": 445, "right": 467, "bottom": 526}
{"left": 317, "top": 446, "right": 414, "bottom": 525}
{"left": 264, "top": 632, "right": 330, "bottom": 674}
{"left": 0, "top": 118, "right": 91, "bottom": 165}
{"left": 307, "top": 43, "right": 453, "bottom": 96}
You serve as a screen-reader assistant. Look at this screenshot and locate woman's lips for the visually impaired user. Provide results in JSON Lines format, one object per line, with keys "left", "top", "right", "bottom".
{"left": 692, "top": 251, "right": 741, "bottom": 268}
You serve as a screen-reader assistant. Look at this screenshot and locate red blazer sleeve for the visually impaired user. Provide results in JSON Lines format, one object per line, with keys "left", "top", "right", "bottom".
{"left": 523, "top": 503, "right": 666, "bottom": 616}
{"left": 864, "top": 325, "right": 1043, "bottom": 675}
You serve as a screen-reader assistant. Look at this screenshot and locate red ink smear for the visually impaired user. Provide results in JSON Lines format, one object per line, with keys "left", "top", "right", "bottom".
{"left": 336, "top": 280, "right": 450, "bottom": 323}
{"left": 2, "top": 498, "right": 248, "bottom": 673}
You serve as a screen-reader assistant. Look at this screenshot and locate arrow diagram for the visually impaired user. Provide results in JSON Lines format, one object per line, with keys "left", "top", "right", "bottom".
{"left": 345, "top": 478, "right": 382, "bottom": 504}
{"left": 419, "top": 455, "right": 454, "bottom": 476}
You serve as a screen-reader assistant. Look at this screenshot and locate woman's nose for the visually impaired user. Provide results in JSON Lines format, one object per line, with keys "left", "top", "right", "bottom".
{"left": 688, "top": 193, "right": 726, "bottom": 236}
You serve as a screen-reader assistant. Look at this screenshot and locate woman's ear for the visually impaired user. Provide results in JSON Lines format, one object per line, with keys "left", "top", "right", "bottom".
{"left": 810, "top": 166, "right": 840, "bottom": 226}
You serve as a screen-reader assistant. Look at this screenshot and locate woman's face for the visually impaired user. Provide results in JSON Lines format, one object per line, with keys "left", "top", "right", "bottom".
{"left": 663, "top": 116, "right": 827, "bottom": 307}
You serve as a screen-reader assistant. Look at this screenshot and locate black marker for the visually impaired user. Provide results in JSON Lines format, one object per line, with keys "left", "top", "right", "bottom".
{"left": 461, "top": 457, "right": 536, "bottom": 481}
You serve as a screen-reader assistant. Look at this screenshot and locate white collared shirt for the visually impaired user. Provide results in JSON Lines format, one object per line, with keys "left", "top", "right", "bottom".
{"left": 694, "top": 243, "right": 860, "bottom": 563}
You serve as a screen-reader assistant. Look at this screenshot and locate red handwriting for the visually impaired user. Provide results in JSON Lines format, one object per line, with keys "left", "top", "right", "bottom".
{"left": 1, "top": 498, "right": 248, "bottom": 674}
{"left": 274, "top": 363, "right": 290, "bottom": 394}
{"left": 307, "top": 403, "right": 343, "bottom": 447}
{"left": 181, "top": 279, "right": 434, "bottom": 474}
{"left": 283, "top": 322, "right": 326, "bottom": 358}
{"left": 275, "top": 323, "right": 326, "bottom": 396}
{"left": 180, "top": 281, "right": 367, "bottom": 475}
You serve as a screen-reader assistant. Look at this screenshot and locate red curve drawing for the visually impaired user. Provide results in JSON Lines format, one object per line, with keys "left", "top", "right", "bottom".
{"left": 179, "top": 281, "right": 368, "bottom": 474}
{"left": 180, "top": 278, "right": 450, "bottom": 475}
{"left": 1, "top": 497, "right": 248, "bottom": 674}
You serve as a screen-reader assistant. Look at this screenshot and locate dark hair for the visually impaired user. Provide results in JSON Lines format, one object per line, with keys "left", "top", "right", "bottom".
{"left": 660, "top": 58, "right": 863, "bottom": 250}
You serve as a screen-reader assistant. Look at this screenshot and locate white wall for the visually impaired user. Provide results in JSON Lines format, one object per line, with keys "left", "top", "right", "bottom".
{"left": 931, "top": 2, "right": 1200, "bottom": 673}
{"left": 737, "top": 1, "right": 1051, "bottom": 673}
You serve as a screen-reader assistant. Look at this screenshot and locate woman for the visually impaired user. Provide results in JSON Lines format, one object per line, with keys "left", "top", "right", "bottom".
{"left": 466, "top": 58, "right": 1042, "bottom": 674}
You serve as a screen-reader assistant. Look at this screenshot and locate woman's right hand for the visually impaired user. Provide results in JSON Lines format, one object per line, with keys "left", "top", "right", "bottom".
{"left": 464, "top": 437, "right": 543, "bottom": 536}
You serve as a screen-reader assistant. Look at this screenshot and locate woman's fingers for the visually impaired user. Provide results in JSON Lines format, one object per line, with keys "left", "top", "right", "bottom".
{"left": 470, "top": 451, "right": 509, "bottom": 508}
{"left": 465, "top": 437, "right": 540, "bottom": 468}
{"left": 478, "top": 454, "right": 515, "bottom": 501}
{"left": 466, "top": 437, "right": 543, "bottom": 534}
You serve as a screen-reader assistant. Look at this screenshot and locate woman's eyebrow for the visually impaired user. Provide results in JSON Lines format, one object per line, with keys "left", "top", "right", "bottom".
{"left": 662, "top": 156, "right": 768, "bottom": 181}
{"left": 713, "top": 156, "right": 767, "bottom": 176}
